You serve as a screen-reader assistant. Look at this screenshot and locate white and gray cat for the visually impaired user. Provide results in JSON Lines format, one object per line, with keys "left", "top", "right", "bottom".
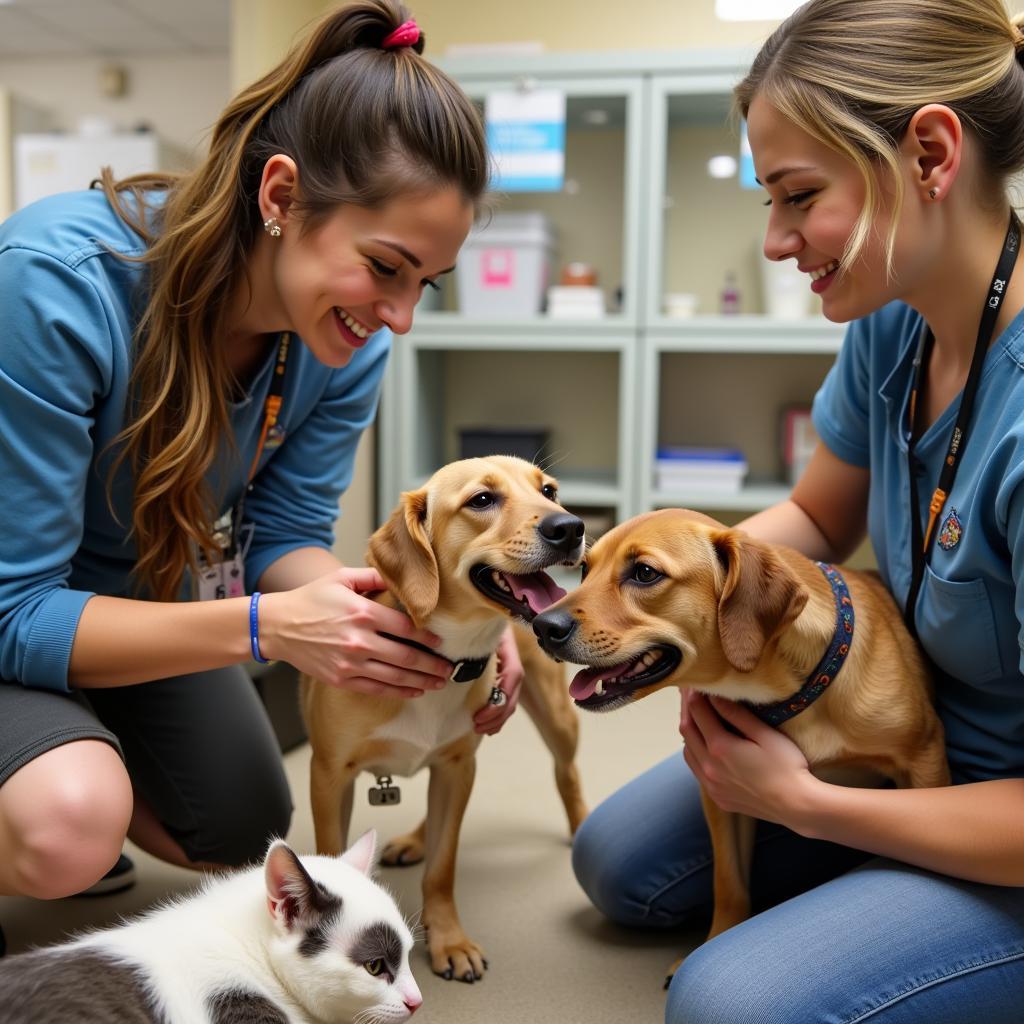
{"left": 0, "top": 830, "right": 422, "bottom": 1024}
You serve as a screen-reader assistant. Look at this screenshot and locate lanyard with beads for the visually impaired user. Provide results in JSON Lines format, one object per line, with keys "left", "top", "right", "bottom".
{"left": 247, "top": 332, "right": 291, "bottom": 483}
{"left": 194, "top": 333, "right": 291, "bottom": 599}
{"left": 904, "top": 212, "right": 1020, "bottom": 637}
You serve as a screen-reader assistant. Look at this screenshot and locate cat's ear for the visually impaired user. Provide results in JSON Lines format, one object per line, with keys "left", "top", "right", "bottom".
{"left": 341, "top": 829, "right": 379, "bottom": 877}
{"left": 264, "top": 840, "right": 338, "bottom": 932}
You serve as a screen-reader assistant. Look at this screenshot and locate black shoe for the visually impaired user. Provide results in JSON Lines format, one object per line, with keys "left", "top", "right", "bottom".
{"left": 74, "top": 853, "right": 136, "bottom": 897}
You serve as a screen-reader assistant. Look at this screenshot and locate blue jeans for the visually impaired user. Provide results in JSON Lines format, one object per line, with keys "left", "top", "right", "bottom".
{"left": 572, "top": 754, "right": 1024, "bottom": 1023}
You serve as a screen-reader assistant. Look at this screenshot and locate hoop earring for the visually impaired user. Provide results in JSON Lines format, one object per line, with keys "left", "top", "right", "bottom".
{"left": 263, "top": 216, "right": 282, "bottom": 238}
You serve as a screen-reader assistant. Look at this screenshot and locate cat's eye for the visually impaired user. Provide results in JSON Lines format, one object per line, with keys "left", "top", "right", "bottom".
{"left": 364, "top": 958, "right": 385, "bottom": 977}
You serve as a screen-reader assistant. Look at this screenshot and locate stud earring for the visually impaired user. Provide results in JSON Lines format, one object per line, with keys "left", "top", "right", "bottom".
{"left": 263, "top": 216, "right": 282, "bottom": 238}
{"left": 928, "top": 188, "right": 938, "bottom": 200}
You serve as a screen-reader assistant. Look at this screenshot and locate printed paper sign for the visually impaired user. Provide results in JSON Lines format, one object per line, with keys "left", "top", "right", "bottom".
{"left": 486, "top": 88, "right": 566, "bottom": 192}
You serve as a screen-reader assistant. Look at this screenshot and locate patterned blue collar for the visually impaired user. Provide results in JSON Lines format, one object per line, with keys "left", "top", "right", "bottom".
{"left": 745, "top": 562, "right": 855, "bottom": 728}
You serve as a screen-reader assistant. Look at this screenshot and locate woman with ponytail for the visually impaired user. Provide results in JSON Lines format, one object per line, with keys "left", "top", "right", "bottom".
{"left": 572, "top": 2, "right": 1024, "bottom": 1021}
{"left": 0, "top": 0, "right": 493, "bottom": 922}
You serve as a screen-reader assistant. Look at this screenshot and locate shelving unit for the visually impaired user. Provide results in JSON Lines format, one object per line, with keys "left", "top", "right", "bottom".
{"left": 377, "top": 49, "right": 846, "bottom": 533}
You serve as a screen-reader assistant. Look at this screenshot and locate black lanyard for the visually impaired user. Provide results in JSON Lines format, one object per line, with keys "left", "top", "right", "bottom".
{"left": 904, "top": 211, "right": 1020, "bottom": 636}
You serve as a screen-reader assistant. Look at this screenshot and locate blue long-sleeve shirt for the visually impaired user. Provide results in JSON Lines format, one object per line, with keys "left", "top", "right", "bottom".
{"left": 0, "top": 189, "right": 390, "bottom": 692}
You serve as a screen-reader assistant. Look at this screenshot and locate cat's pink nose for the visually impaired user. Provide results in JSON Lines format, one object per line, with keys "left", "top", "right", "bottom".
{"left": 404, "top": 996, "right": 422, "bottom": 1014}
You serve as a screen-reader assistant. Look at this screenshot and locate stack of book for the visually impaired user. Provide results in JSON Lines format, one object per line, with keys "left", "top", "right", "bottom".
{"left": 654, "top": 446, "right": 749, "bottom": 494}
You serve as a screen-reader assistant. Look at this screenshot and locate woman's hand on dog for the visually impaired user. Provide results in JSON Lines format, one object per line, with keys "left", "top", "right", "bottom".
{"left": 472, "top": 626, "right": 524, "bottom": 735}
{"left": 679, "top": 691, "right": 816, "bottom": 827}
{"left": 258, "top": 568, "right": 451, "bottom": 697}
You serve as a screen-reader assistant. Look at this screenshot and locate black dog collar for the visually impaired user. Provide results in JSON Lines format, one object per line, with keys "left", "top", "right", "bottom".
{"left": 744, "top": 562, "right": 855, "bottom": 727}
{"left": 380, "top": 632, "right": 491, "bottom": 683}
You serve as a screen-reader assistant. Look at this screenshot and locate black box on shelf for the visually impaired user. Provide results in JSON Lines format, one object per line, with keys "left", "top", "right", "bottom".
{"left": 458, "top": 427, "right": 551, "bottom": 464}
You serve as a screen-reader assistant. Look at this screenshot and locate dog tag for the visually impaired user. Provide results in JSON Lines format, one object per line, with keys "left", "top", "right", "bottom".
{"left": 368, "top": 775, "right": 401, "bottom": 806}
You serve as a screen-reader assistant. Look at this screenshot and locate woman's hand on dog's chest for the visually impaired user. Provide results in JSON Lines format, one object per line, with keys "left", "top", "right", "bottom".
{"left": 680, "top": 691, "right": 815, "bottom": 825}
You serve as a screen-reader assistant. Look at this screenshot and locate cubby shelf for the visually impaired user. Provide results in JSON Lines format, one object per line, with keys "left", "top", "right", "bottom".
{"left": 377, "top": 50, "right": 844, "bottom": 530}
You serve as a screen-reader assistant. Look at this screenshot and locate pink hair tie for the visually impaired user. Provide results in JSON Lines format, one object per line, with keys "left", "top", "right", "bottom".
{"left": 382, "top": 19, "right": 420, "bottom": 49}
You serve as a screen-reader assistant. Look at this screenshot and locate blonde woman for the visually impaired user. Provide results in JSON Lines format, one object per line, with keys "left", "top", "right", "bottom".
{"left": 573, "top": 2, "right": 1024, "bottom": 1020}
{"left": 0, "top": 0, "right": 512, "bottom": 948}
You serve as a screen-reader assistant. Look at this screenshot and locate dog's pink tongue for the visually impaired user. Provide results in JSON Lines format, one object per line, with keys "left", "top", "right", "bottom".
{"left": 569, "top": 664, "right": 627, "bottom": 701}
{"left": 506, "top": 572, "right": 566, "bottom": 613}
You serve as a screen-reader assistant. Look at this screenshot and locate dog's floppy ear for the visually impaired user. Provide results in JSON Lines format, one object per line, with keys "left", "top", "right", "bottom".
{"left": 366, "top": 489, "right": 439, "bottom": 626}
{"left": 712, "top": 531, "right": 807, "bottom": 672}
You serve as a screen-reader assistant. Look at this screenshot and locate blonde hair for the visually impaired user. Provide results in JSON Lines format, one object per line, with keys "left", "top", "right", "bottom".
{"left": 100, "top": 0, "right": 487, "bottom": 601}
{"left": 734, "top": 0, "right": 1024, "bottom": 274}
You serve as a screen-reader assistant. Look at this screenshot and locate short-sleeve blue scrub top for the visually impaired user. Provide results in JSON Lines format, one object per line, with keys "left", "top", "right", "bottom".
{"left": 814, "top": 300, "right": 1024, "bottom": 783}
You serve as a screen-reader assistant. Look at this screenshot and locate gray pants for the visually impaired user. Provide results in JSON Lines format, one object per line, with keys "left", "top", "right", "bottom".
{"left": 0, "top": 666, "right": 292, "bottom": 866}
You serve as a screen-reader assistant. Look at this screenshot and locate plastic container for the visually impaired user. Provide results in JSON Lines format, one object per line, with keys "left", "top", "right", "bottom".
{"left": 457, "top": 212, "right": 557, "bottom": 316}
{"left": 664, "top": 292, "right": 699, "bottom": 318}
{"left": 760, "top": 254, "right": 811, "bottom": 318}
{"left": 719, "top": 271, "right": 741, "bottom": 315}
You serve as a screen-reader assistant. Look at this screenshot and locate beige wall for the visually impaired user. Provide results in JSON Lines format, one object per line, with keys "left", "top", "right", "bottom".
{"left": 380, "top": 0, "right": 781, "bottom": 53}
{"left": 0, "top": 55, "right": 228, "bottom": 157}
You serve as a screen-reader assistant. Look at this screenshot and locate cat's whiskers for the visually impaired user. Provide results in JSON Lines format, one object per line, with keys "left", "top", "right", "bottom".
{"left": 406, "top": 908, "right": 425, "bottom": 945}
{"left": 353, "top": 1008, "right": 385, "bottom": 1024}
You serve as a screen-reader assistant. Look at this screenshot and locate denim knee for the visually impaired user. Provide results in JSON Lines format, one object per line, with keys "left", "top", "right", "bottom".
{"left": 572, "top": 807, "right": 658, "bottom": 927}
{"left": 666, "top": 938, "right": 772, "bottom": 1024}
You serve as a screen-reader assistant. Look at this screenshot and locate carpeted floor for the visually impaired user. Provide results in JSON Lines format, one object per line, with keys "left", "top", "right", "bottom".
{"left": 0, "top": 682, "right": 699, "bottom": 1023}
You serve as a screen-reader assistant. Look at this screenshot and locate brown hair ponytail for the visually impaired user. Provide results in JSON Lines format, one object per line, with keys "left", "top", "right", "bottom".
{"left": 100, "top": 0, "right": 487, "bottom": 600}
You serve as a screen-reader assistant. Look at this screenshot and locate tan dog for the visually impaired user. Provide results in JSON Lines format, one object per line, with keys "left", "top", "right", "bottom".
{"left": 300, "top": 456, "right": 588, "bottom": 983}
{"left": 532, "top": 508, "right": 949, "bottom": 973}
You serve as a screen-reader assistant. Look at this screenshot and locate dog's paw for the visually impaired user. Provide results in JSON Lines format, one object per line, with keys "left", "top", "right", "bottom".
{"left": 428, "top": 930, "right": 487, "bottom": 983}
{"left": 380, "top": 832, "right": 425, "bottom": 867}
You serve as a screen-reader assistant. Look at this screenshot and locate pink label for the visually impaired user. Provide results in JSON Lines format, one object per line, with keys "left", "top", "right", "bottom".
{"left": 482, "top": 248, "right": 514, "bottom": 287}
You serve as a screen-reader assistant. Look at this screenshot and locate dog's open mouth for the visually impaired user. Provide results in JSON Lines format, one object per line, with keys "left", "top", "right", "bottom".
{"left": 569, "top": 645, "right": 682, "bottom": 712}
{"left": 470, "top": 564, "right": 567, "bottom": 621}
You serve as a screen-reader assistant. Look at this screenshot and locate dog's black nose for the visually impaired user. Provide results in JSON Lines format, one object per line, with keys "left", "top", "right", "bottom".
{"left": 538, "top": 512, "right": 585, "bottom": 557}
{"left": 533, "top": 608, "right": 578, "bottom": 651}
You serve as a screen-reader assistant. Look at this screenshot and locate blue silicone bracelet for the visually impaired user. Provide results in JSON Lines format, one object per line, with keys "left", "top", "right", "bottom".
{"left": 249, "top": 592, "right": 269, "bottom": 664}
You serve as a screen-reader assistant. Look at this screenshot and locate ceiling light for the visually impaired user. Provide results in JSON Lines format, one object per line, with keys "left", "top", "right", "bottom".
{"left": 715, "top": 0, "right": 804, "bottom": 20}
{"left": 707, "top": 155, "right": 738, "bottom": 179}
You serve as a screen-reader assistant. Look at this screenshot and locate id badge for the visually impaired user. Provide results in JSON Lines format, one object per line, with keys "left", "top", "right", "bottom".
{"left": 195, "top": 508, "right": 247, "bottom": 600}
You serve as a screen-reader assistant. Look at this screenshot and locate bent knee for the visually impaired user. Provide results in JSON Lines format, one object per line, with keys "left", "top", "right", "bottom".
{"left": 3, "top": 747, "right": 132, "bottom": 898}
{"left": 572, "top": 815, "right": 658, "bottom": 927}
{"left": 667, "top": 939, "right": 778, "bottom": 1024}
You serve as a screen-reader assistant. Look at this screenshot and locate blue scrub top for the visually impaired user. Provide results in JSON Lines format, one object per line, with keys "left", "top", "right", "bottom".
{"left": 0, "top": 189, "right": 391, "bottom": 692}
{"left": 814, "top": 300, "right": 1024, "bottom": 782}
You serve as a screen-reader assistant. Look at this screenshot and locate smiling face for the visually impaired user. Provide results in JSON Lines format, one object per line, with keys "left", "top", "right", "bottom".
{"left": 266, "top": 185, "right": 473, "bottom": 366}
{"left": 748, "top": 94, "right": 931, "bottom": 323}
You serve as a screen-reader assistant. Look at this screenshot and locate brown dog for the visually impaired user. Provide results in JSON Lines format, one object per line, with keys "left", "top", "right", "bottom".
{"left": 532, "top": 508, "right": 949, "bottom": 974}
{"left": 300, "top": 456, "right": 588, "bottom": 983}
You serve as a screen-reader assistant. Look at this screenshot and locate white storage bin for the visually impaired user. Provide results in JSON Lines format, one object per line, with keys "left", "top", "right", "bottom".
{"left": 457, "top": 212, "right": 556, "bottom": 316}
